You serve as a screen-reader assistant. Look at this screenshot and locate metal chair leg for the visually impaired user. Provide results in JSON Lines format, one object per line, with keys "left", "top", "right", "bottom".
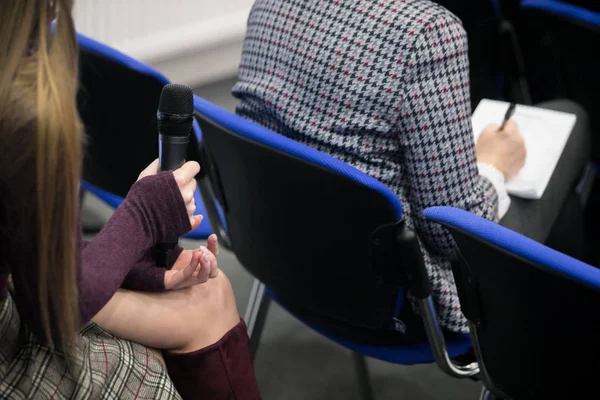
{"left": 244, "top": 279, "right": 271, "bottom": 361}
{"left": 352, "top": 352, "right": 375, "bottom": 400}
{"left": 479, "top": 386, "right": 504, "bottom": 400}
{"left": 479, "top": 387, "right": 491, "bottom": 400}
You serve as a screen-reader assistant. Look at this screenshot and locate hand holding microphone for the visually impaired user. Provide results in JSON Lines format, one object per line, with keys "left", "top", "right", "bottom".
{"left": 136, "top": 158, "right": 221, "bottom": 286}
{"left": 138, "top": 159, "right": 202, "bottom": 229}
{"left": 152, "top": 83, "right": 200, "bottom": 267}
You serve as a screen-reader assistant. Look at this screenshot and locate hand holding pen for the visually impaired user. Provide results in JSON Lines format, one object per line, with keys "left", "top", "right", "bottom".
{"left": 475, "top": 102, "right": 527, "bottom": 181}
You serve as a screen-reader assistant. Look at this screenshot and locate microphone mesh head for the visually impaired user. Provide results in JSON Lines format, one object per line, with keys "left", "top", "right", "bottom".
{"left": 158, "top": 84, "right": 194, "bottom": 115}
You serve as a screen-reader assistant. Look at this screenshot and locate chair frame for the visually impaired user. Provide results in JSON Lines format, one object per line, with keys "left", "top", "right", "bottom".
{"left": 241, "top": 279, "right": 481, "bottom": 400}
{"left": 426, "top": 205, "right": 600, "bottom": 400}
{"left": 469, "top": 324, "right": 507, "bottom": 399}
{"left": 479, "top": 387, "right": 496, "bottom": 400}
{"left": 193, "top": 111, "right": 481, "bottom": 400}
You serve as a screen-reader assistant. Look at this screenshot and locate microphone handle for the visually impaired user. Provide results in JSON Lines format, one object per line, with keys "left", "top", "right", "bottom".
{"left": 159, "top": 135, "right": 189, "bottom": 171}
{"left": 156, "top": 134, "right": 190, "bottom": 269}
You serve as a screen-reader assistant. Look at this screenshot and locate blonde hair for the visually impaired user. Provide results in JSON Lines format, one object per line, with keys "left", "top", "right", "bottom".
{"left": 0, "top": 0, "right": 81, "bottom": 349}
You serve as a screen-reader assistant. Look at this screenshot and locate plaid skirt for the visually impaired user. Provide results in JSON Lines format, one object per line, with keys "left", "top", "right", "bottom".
{"left": 0, "top": 293, "right": 182, "bottom": 400}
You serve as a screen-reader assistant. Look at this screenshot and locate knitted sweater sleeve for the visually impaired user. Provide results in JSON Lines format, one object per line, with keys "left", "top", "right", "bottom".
{"left": 81, "top": 238, "right": 184, "bottom": 292}
{"left": 395, "top": 11, "right": 499, "bottom": 257}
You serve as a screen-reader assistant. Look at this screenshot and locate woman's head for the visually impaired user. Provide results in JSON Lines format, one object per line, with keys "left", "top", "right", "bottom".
{"left": 0, "top": 0, "right": 80, "bottom": 349}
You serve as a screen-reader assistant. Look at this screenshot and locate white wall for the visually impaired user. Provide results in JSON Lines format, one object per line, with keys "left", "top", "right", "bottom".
{"left": 73, "top": 0, "right": 253, "bottom": 86}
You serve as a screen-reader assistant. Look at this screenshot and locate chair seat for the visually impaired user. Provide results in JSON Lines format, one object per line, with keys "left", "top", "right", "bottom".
{"left": 81, "top": 180, "right": 212, "bottom": 239}
{"left": 266, "top": 288, "right": 472, "bottom": 365}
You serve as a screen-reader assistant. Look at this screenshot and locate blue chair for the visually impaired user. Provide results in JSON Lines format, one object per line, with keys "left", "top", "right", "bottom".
{"left": 193, "top": 96, "right": 479, "bottom": 400}
{"left": 425, "top": 206, "right": 600, "bottom": 400}
{"left": 76, "top": 33, "right": 212, "bottom": 239}
{"left": 518, "top": 0, "right": 600, "bottom": 159}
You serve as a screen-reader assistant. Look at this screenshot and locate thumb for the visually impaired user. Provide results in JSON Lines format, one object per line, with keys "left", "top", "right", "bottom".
{"left": 138, "top": 159, "right": 159, "bottom": 181}
{"left": 501, "top": 119, "right": 519, "bottom": 135}
{"left": 164, "top": 269, "right": 179, "bottom": 290}
{"left": 190, "top": 214, "right": 204, "bottom": 231}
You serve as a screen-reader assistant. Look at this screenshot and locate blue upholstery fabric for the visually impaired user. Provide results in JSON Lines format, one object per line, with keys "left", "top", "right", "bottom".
{"left": 308, "top": 322, "right": 471, "bottom": 365}
{"left": 424, "top": 206, "right": 600, "bottom": 291}
{"left": 76, "top": 33, "right": 210, "bottom": 239}
{"left": 521, "top": 0, "right": 600, "bottom": 27}
{"left": 266, "top": 288, "right": 471, "bottom": 364}
{"left": 193, "top": 95, "right": 403, "bottom": 220}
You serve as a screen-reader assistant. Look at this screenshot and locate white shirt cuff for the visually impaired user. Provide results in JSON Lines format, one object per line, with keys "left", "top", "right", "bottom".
{"left": 477, "top": 162, "right": 511, "bottom": 220}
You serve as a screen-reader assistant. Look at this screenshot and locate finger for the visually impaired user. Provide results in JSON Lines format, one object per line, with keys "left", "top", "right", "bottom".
{"left": 173, "top": 161, "right": 201, "bottom": 185}
{"left": 200, "top": 246, "right": 216, "bottom": 265}
{"left": 186, "top": 201, "right": 196, "bottom": 216}
{"left": 201, "top": 247, "right": 219, "bottom": 279}
{"left": 208, "top": 254, "right": 219, "bottom": 278}
{"left": 179, "top": 180, "right": 196, "bottom": 203}
{"left": 181, "top": 180, "right": 197, "bottom": 203}
{"left": 171, "top": 249, "right": 193, "bottom": 272}
{"left": 182, "top": 177, "right": 197, "bottom": 192}
{"left": 192, "top": 249, "right": 203, "bottom": 275}
{"left": 207, "top": 234, "right": 219, "bottom": 257}
{"left": 197, "top": 249, "right": 211, "bottom": 283}
{"left": 164, "top": 270, "right": 181, "bottom": 290}
{"left": 190, "top": 214, "right": 204, "bottom": 231}
{"left": 168, "top": 251, "right": 201, "bottom": 290}
{"left": 179, "top": 259, "right": 195, "bottom": 282}
{"left": 138, "top": 159, "right": 160, "bottom": 181}
{"left": 501, "top": 119, "right": 519, "bottom": 134}
{"left": 196, "top": 268, "right": 210, "bottom": 284}
{"left": 182, "top": 192, "right": 195, "bottom": 205}
{"left": 165, "top": 250, "right": 192, "bottom": 289}
{"left": 189, "top": 177, "right": 198, "bottom": 193}
{"left": 185, "top": 251, "right": 202, "bottom": 279}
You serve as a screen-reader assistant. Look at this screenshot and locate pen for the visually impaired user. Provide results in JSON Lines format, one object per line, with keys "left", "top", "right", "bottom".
{"left": 500, "top": 103, "right": 516, "bottom": 130}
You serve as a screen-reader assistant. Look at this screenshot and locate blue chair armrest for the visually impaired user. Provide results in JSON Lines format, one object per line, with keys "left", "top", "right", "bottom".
{"left": 424, "top": 206, "right": 600, "bottom": 291}
{"left": 521, "top": 0, "right": 600, "bottom": 28}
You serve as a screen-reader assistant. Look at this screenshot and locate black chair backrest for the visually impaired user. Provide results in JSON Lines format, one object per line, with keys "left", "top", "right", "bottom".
{"left": 77, "top": 44, "right": 201, "bottom": 198}
{"left": 444, "top": 222, "right": 600, "bottom": 398}
{"left": 434, "top": 0, "right": 524, "bottom": 104}
{"left": 195, "top": 109, "right": 416, "bottom": 341}
{"left": 518, "top": 2, "right": 600, "bottom": 158}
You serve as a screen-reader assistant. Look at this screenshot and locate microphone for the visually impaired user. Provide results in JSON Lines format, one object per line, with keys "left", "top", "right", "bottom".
{"left": 158, "top": 83, "right": 194, "bottom": 171}
{"left": 156, "top": 83, "right": 194, "bottom": 268}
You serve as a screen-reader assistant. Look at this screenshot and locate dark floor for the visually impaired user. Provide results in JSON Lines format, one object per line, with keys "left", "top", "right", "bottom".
{"left": 81, "top": 77, "right": 485, "bottom": 400}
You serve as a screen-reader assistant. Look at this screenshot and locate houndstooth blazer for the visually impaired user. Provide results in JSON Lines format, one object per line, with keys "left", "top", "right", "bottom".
{"left": 233, "top": 0, "right": 501, "bottom": 333}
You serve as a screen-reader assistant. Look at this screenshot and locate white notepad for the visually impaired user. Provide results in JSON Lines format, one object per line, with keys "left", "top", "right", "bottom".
{"left": 472, "top": 99, "right": 577, "bottom": 199}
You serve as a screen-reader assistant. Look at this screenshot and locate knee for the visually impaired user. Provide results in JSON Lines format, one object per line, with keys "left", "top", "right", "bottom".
{"left": 194, "top": 270, "right": 238, "bottom": 322}
{"left": 204, "top": 270, "right": 239, "bottom": 322}
{"left": 172, "top": 271, "right": 241, "bottom": 353}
